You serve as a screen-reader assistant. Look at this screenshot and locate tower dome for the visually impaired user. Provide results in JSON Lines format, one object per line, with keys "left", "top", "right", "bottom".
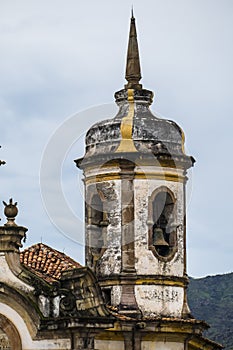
{"left": 81, "top": 13, "right": 194, "bottom": 170}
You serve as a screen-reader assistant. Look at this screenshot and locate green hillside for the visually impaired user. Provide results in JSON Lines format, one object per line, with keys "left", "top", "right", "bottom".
{"left": 188, "top": 272, "right": 233, "bottom": 350}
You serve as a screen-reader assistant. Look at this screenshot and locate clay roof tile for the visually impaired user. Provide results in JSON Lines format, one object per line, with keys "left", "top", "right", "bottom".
{"left": 20, "top": 243, "right": 82, "bottom": 283}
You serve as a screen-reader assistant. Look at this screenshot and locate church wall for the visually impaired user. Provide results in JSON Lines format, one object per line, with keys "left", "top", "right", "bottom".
{"left": 141, "top": 341, "right": 184, "bottom": 350}
{"left": 95, "top": 339, "right": 124, "bottom": 350}
{"left": 135, "top": 285, "right": 184, "bottom": 317}
{"left": 0, "top": 254, "right": 34, "bottom": 294}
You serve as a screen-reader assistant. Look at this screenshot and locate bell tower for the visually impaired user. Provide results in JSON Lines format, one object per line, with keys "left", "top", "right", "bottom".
{"left": 75, "top": 13, "right": 194, "bottom": 319}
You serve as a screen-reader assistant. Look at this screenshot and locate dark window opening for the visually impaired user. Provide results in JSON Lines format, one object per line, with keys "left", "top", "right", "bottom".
{"left": 103, "top": 289, "right": 111, "bottom": 305}
{"left": 90, "top": 194, "right": 104, "bottom": 226}
{"left": 86, "top": 193, "right": 109, "bottom": 268}
{"left": 152, "top": 191, "right": 176, "bottom": 257}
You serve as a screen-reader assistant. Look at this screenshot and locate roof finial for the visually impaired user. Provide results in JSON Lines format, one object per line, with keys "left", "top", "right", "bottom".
{"left": 125, "top": 10, "right": 142, "bottom": 90}
{"left": 3, "top": 198, "right": 18, "bottom": 226}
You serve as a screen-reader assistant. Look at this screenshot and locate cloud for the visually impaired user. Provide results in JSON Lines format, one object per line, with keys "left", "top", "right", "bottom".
{"left": 0, "top": 0, "right": 233, "bottom": 276}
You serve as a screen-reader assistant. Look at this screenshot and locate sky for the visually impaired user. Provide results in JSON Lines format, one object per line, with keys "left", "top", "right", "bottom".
{"left": 0, "top": 0, "right": 233, "bottom": 277}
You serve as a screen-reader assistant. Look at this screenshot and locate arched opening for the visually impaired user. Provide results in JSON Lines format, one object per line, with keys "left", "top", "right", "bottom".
{"left": 149, "top": 187, "right": 177, "bottom": 259}
{"left": 0, "top": 314, "right": 22, "bottom": 350}
{"left": 86, "top": 192, "right": 108, "bottom": 268}
{"left": 90, "top": 194, "right": 104, "bottom": 225}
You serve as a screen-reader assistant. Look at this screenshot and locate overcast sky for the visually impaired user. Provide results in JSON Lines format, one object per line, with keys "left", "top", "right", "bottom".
{"left": 0, "top": 0, "right": 233, "bottom": 277}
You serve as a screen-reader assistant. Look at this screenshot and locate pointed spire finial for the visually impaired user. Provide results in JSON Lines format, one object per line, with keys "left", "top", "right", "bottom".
{"left": 125, "top": 10, "right": 142, "bottom": 90}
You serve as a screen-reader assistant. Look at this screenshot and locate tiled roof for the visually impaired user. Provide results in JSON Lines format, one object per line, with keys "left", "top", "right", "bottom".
{"left": 20, "top": 243, "right": 82, "bottom": 282}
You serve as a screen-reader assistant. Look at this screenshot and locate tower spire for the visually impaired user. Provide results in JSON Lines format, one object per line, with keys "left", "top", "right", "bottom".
{"left": 125, "top": 11, "right": 142, "bottom": 89}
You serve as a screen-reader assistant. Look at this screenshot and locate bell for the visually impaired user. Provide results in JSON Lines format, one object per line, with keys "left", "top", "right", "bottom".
{"left": 153, "top": 228, "right": 169, "bottom": 248}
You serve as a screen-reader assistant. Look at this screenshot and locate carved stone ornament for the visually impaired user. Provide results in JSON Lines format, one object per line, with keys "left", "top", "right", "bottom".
{"left": 3, "top": 198, "right": 18, "bottom": 226}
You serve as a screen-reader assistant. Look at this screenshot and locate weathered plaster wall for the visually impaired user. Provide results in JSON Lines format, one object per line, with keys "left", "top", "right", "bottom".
{"left": 141, "top": 341, "right": 184, "bottom": 350}
{"left": 134, "top": 167, "right": 185, "bottom": 277}
{"left": 85, "top": 164, "right": 186, "bottom": 280}
{"left": 0, "top": 254, "right": 34, "bottom": 293}
{"left": 111, "top": 285, "right": 122, "bottom": 306}
{"left": 133, "top": 166, "right": 186, "bottom": 317}
{"left": 95, "top": 339, "right": 124, "bottom": 350}
{"left": 84, "top": 164, "right": 187, "bottom": 318}
{"left": 135, "top": 285, "right": 184, "bottom": 317}
{"left": 98, "top": 180, "right": 122, "bottom": 275}
{"left": 85, "top": 165, "right": 122, "bottom": 276}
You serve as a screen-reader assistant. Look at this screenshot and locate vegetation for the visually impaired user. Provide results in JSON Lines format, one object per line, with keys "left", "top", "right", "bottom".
{"left": 188, "top": 272, "right": 233, "bottom": 350}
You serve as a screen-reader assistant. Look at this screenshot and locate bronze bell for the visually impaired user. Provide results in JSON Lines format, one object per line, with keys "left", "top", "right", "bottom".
{"left": 153, "top": 228, "right": 169, "bottom": 248}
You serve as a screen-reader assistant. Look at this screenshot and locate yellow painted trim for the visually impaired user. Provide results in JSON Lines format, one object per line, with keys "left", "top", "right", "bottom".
{"left": 95, "top": 329, "right": 124, "bottom": 341}
{"left": 96, "top": 324, "right": 202, "bottom": 341}
{"left": 85, "top": 173, "right": 120, "bottom": 184}
{"left": 135, "top": 172, "right": 184, "bottom": 182}
{"left": 115, "top": 89, "right": 138, "bottom": 153}
{"left": 96, "top": 331, "right": 189, "bottom": 342}
{"left": 99, "top": 278, "right": 186, "bottom": 288}
{"left": 84, "top": 162, "right": 120, "bottom": 172}
{"left": 85, "top": 172, "right": 185, "bottom": 184}
{"left": 189, "top": 339, "right": 221, "bottom": 350}
{"left": 135, "top": 279, "right": 184, "bottom": 287}
{"left": 142, "top": 332, "right": 188, "bottom": 341}
{"left": 181, "top": 128, "right": 186, "bottom": 154}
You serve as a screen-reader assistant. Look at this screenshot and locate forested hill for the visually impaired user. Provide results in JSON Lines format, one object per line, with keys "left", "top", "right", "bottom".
{"left": 188, "top": 272, "right": 233, "bottom": 350}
